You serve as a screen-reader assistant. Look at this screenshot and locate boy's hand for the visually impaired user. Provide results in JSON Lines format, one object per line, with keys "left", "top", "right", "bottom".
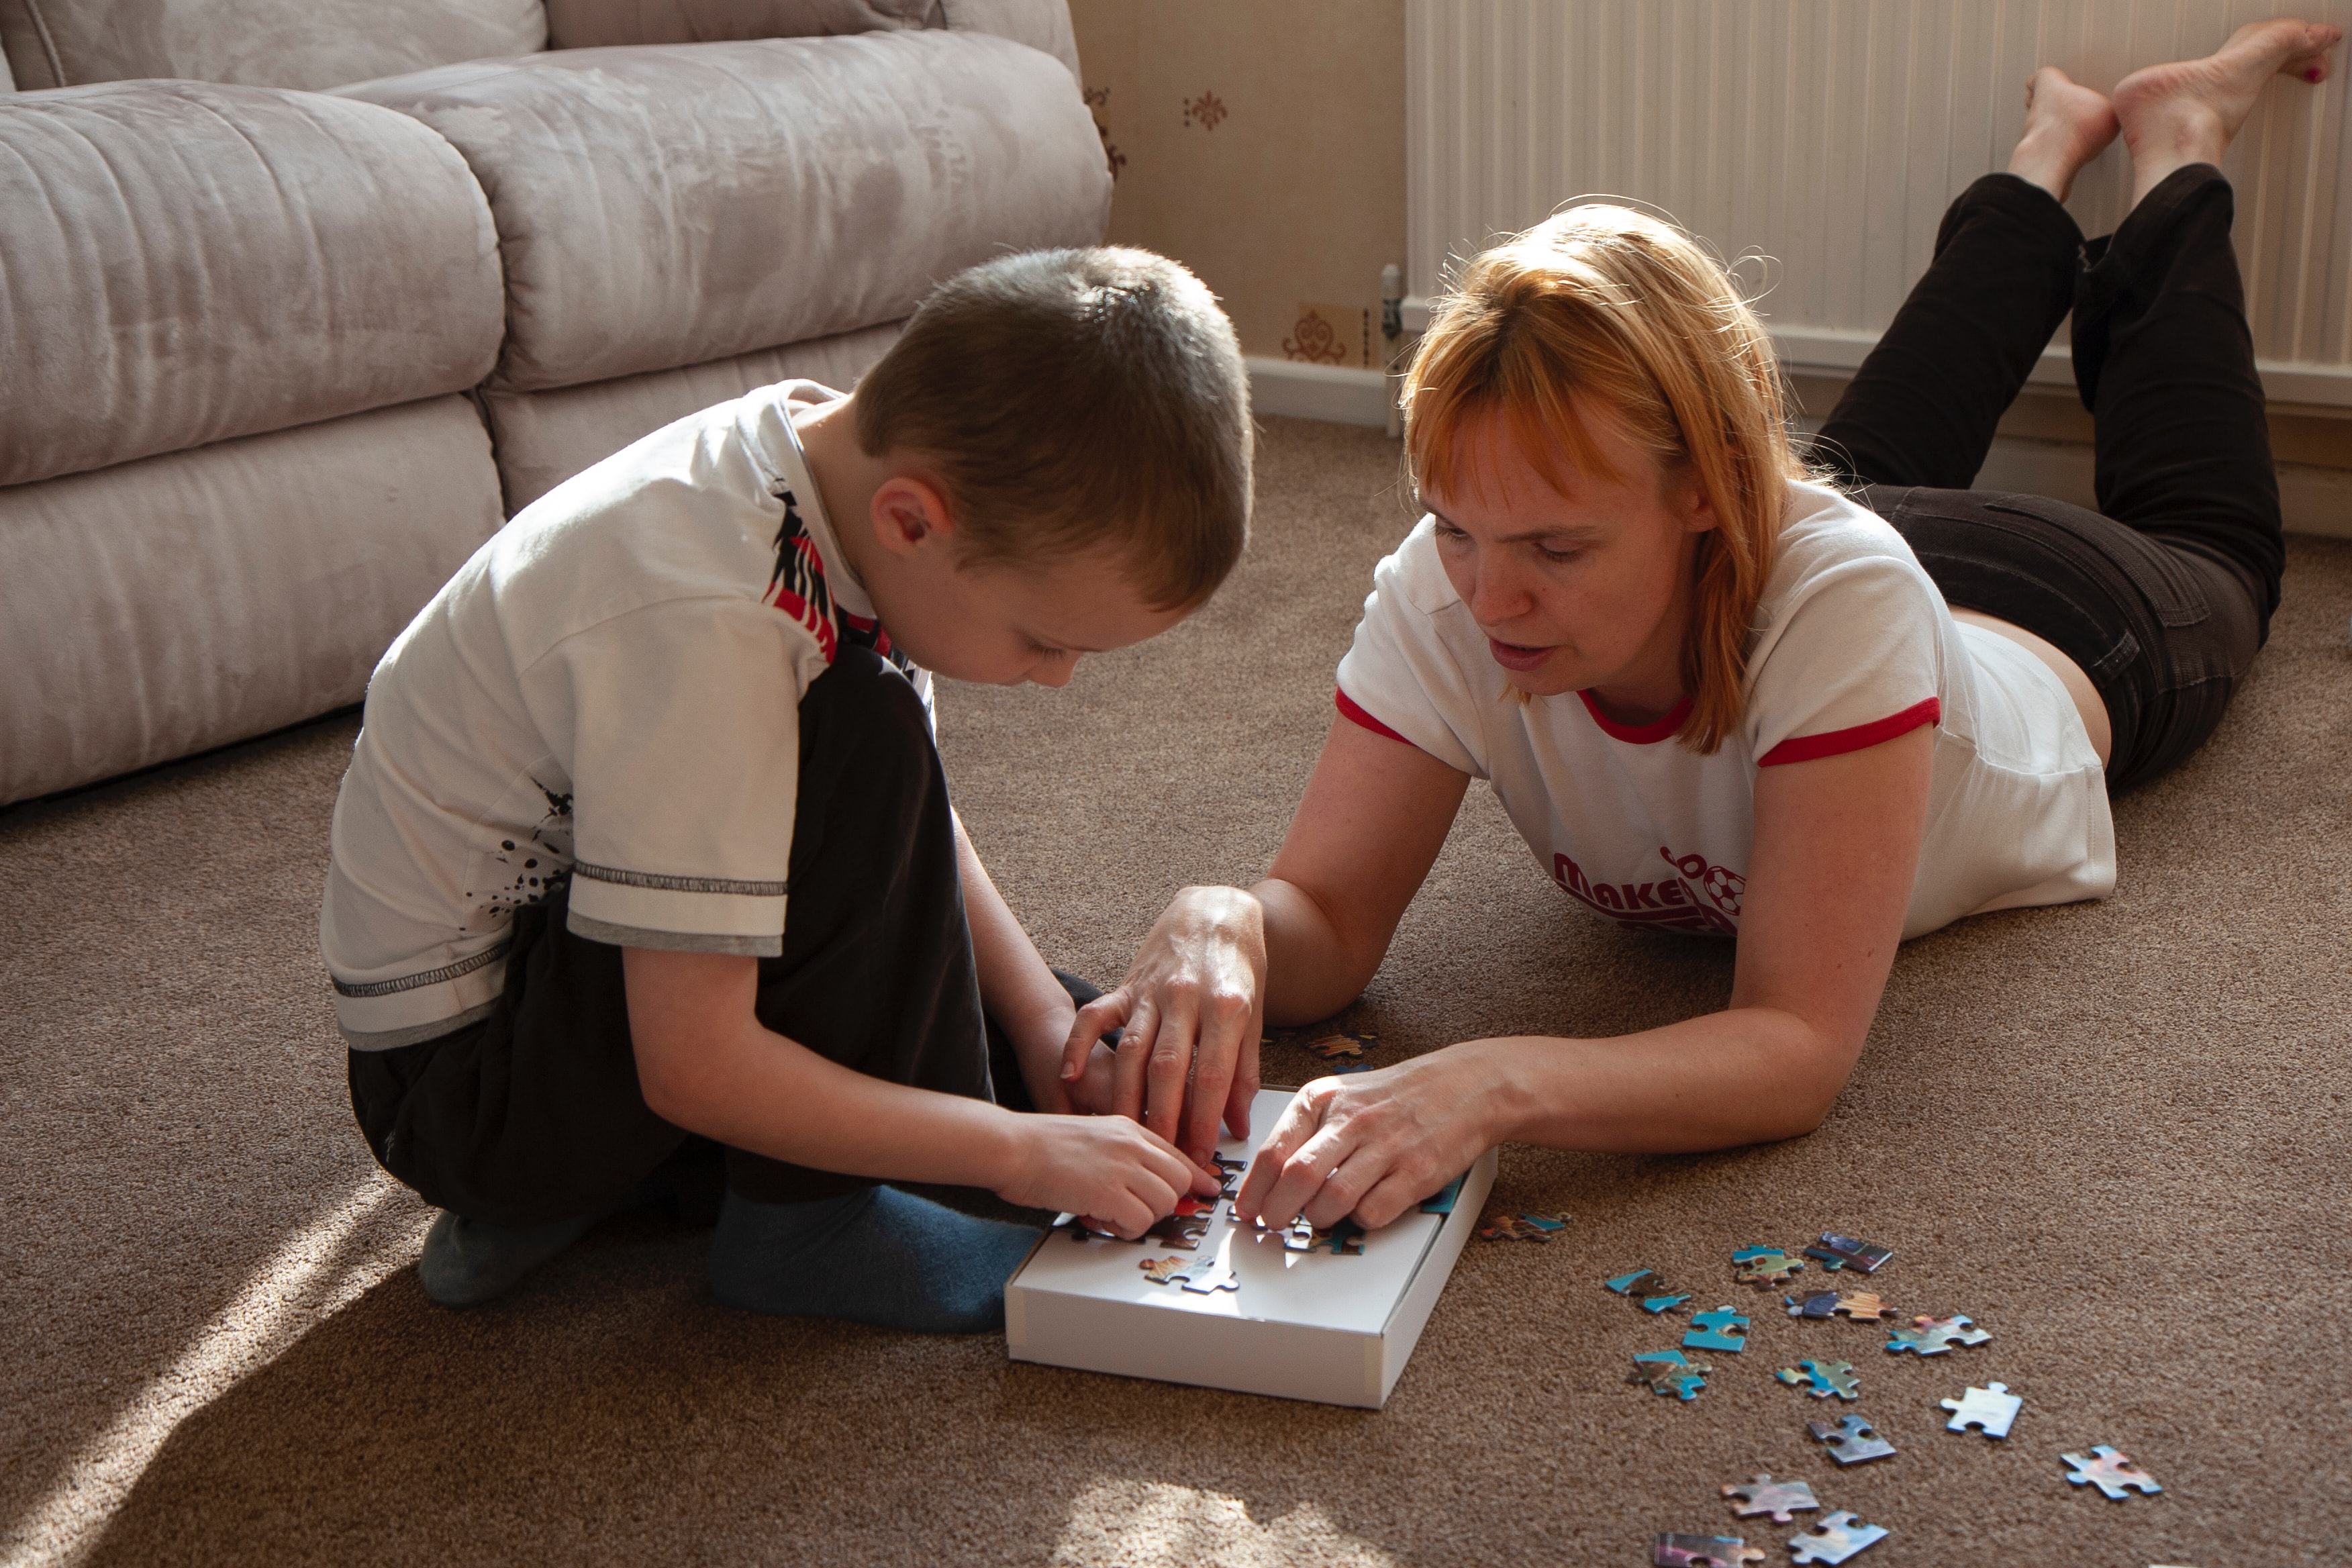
{"left": 993, "top": 1114, "right": 1220, "bottom": 1238}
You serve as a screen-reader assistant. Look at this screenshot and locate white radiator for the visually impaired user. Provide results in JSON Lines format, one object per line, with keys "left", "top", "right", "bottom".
{"left": 1404, "top": 0, "right": 2352, "bottom": 407}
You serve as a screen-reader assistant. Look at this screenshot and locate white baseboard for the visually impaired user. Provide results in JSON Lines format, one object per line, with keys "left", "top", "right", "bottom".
{"left": 1247, "top": 358, "right": 1392, "bottom": 429}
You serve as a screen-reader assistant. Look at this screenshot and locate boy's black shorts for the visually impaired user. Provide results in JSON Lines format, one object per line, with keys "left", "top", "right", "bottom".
{"left": 348, "top": 645, "right": 1067, "bottom": 1227}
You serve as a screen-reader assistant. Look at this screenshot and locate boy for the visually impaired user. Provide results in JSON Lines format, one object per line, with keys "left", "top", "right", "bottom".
{"left": 321, "top": 248, "right": 1251, "bottom": 1331}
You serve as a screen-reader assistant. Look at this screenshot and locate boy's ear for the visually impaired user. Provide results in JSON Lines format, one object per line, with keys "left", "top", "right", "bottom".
{"left": 869, "top": 473, "right": 957, "bottom": 556}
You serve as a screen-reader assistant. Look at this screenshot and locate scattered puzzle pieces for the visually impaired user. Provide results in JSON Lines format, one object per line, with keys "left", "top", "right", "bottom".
{"left": 1885, "top": 1314, "right": 1990, "bottom": 1355}
{"left": 1720, "top": 1473, "right": 1819, "bottom": 1524}
{"left": 1787, "top": 1510, "right": 1888, "bottom": 1565}
{"left": 1941, "top": 1382, "right": 2022, "bottom": 1438}
{"left": 1652, "top": 1534, "right": 1763, "bottom": 1567}
{"left": 1732, "top": 1246, "right": 1805, "bottom": 1286}
{"left": 1683, "top": 1307, "right": 1751, "bottom": 1354}
{"left": 2062, "top": 1445, "right": 2162, "bottom": 1500}
{"left": 1804, "top": 1233, "right": 1894, "bottom": 1273}
{"left": 1828, "top": 1291, "right": 1895, "bottom": 1322}
{"left": 1807, "top": 1414, "right": 1896, "bottom": 1465}
{"left": 1775, "top": 1359, "right": 1860, "bottom": 1401}
{"left": 1303, "top": 1031, "right": 1374, "bottom": 1061}
{"left": 1632, "top": 1350, "right": 1712, "bottom": 1400}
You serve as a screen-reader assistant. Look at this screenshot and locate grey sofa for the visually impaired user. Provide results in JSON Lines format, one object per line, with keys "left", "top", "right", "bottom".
{"left": 0, "top": 0, "right": 1108, "bottom": 805}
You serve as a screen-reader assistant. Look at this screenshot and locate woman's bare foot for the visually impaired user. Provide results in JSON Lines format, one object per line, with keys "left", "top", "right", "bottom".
{"left": 2007, "top": 67, "right": 2120, "bottom": 202}
{"left": 2112, "top": 19, "right": 2343, "bottom": 204}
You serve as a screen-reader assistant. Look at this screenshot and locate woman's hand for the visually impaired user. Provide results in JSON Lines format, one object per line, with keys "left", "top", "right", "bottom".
{"left": 1059, "top": 885, "right": 1268, "bottom": 1165}
{"left": 993, "top": 1112, "right": 1219, "bottom": 1238}
{"left": 1233, "top": 1046, "right": 1512, "bottom": 1231}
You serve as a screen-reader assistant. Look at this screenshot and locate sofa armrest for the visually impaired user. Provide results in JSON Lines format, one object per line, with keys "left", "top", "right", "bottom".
{"left": 541, "top": 0, "right": 1079, "bottom": 79}
{"left": 938, "top": 0, "right": 1076, "bottom": 81}
{"left": 542, "top": 0, "right": 939, "bottom": 50}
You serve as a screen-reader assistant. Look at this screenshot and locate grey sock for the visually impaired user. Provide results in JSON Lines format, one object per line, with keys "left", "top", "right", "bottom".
{"left": 707, "top": 1185, "right": 1043, "bottom": 1333}
{"left": 417, "top": 1208, "right": 600, "bottom": 1308}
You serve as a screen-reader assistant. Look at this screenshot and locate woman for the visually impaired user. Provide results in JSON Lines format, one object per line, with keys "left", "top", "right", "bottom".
{"left": 1059, "top": 20, "right": 2340, "bottom": 1231}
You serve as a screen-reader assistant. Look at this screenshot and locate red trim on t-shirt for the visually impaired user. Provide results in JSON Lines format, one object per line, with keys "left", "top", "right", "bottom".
{"left": 1334, "top": 689, "right": 1415, "bottom": 747}
{"left": 1757, "top": 696, "right": 1943, "bottom": 767}
{"left": 1576, "top": 689, "right": 1692, "bottom": 745}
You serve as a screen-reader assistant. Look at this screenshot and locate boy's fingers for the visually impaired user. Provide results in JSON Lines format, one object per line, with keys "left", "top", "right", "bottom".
{"left": 1110, "top": 1002, "right": 1157, "bottom": 1122}
{"left": 1062, "top": 991, "right": 1129, "bottom": 1082}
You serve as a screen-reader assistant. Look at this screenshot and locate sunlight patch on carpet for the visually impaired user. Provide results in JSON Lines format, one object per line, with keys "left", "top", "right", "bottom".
{"left": 1051, "top": 1479, "right": 1398, "bottom": 1567}
{"left": 2, "top": 1177, "right": 430, "bottom": 1568}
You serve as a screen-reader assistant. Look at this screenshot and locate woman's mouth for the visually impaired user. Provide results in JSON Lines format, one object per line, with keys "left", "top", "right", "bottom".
{"left": 1486, "top": 637, "right": 1555, "bottom": 673}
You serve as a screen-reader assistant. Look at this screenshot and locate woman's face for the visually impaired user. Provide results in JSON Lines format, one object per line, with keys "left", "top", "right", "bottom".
{"left": 1420, "top": 403, "right": 1717, "bottom": 707}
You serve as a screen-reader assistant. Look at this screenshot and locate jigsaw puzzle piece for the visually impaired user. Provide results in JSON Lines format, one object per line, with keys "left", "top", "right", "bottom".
{"left": 1941, "top": 1381, "right": 2021, "bottom": 1438}
{"left": 1418, "top": 1174, "right": 1467, "bottom": 1214}
{"left": 1802, "top": 1233, "right": 1894, "bottom": 1273}
{"left": 1175, "top": 1259, "right": 1240, "bottom": 1295}
{"left": 1141, "top": 1211, "right": 1211, "bottom": 1252}
{"left": 1631, "top": 1350, "right": 1712, "bottom": 1401}
{"left": 1652, "top": 1534, "right": 1763, "bottom": 1567}
{"left": 1308, "top": 1218, "right": 1366, "bottom": 1255}
{"left": 1807, "top": 1415, "right": 1896, "bottom": 1465}
{"left": 1787, "top": 1510, "right": 1888, "bottom": 1564}
{"left": 1138, "top": 1256, "right": 1190, "bottom": 1284}
{"left": 1304, "top": 1030, "right": 1375, "bottom": 1061}
{"left": 1642, "top": 1292, "right": 1694, "bottom": 1315}
{"left": 1785, "top": 1291, "right": 1840, "bottom": 1320}
{"left": 1683, "top": 1307, "right": 1751, "bottom": 1353}
{"left": 1607, "top": 1270, "right": 1658, "bottom": 1295}
{"left": 1209, "top": 1154, "right": 1246, "bottom": 1201}
{"left": 1775, "top": 1359, "right": 1860, "bottom": 1400}
{"left": 1885, "top": 1314, "right": 1990, "bottom": 1355}
{"left": 1720, "top": 1473, "right": 1819, "bottom": 1524}
{"left": 1828, "top": 1291, "right": 1894, "bottom": 1322}
{"left": 1478, "top": 1214, "right": 1558, "bottom": 1242}
{"left": 2062, "top": 1445, "right": 2162, "bottom": 1500}
{"left": 1278, "top": 1216, "right": 1317, "bottom": 1252}
{"left": 1731, "top": 1246, "right": 1806, "bottom": 1287}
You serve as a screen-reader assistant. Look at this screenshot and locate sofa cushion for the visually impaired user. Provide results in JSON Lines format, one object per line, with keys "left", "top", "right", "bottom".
{"left": 0, "top": 0, "right": 544, "bottom": 92}
{"left": 340, "top": 30, "right": 1110, "bottom": 394}
{"left": 483, "top": 321, "right": 902, "bottom": 513}
{"left": 0, "top": 395, "right": 503, "bottom": 806}
{"left": 0, "top": 81, "right": 504, "bottom": 489}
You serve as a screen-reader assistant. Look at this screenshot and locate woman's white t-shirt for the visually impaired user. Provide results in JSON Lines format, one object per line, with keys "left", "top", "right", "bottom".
{"left": 1333, "top": 480, "right": 2114, "bottom": 940}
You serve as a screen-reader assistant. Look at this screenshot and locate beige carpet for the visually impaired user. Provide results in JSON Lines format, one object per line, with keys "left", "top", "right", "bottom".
{"left": 5, "top": 417, "right": 2348, "bottom": 1567}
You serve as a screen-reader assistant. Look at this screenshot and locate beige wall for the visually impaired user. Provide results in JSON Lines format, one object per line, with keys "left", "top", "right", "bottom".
{"left": 1069, "top": 0, "right": 1406, "bottom": 369}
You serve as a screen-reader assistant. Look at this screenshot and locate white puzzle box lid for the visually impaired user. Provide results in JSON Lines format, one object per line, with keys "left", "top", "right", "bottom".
{"left": 1004, "top": 1086, "right": 1498, "bottom": 1408}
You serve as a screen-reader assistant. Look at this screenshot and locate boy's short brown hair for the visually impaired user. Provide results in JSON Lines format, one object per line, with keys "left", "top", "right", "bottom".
{"left": 855, "top": 247, "right": 1252, "bottom": 611}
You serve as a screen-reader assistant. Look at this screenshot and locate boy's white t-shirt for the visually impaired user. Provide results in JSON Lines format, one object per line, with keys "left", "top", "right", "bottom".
{"left": 320, "top": 379, "right": 928, "bottom": 1049}
{"left": 1334, "top": 480, "right": 2114, "bottom": 940}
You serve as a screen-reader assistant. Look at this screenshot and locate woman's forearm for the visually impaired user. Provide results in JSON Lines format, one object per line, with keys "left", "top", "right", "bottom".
{"left": 1470, "top": 1003, "right": 1860, "bottom": 1153}
{"left": 1250, "top": 875, "right": 1384, "bottom": 1026}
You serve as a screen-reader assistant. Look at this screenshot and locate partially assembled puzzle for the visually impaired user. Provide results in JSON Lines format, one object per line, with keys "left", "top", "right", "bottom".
{"left": 1003, "top": 1086, "right": 1498, "bottom": 1408}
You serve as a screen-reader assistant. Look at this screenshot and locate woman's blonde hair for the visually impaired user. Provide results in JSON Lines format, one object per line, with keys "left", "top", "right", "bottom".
{"left": 1401, "top": 203, "right": 1804, "bottom": 753}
